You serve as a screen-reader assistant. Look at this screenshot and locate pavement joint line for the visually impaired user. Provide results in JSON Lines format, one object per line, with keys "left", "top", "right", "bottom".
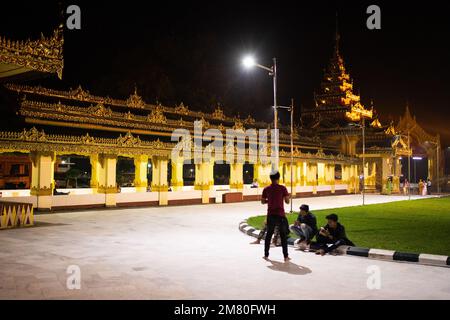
{"left": 239, "top": 219, "right": 450, "bottom": 268}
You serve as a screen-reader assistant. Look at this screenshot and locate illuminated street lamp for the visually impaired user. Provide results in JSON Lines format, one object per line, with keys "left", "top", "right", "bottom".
{"left": 241, "top": 55, "right": 279, "bottom": 171}
{"left": 412, "top": 156, "right": 422, "bottom": 184}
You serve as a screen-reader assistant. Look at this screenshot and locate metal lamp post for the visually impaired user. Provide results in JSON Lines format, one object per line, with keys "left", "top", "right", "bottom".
{"left": 277, "top": 100, "right": 294, "bottom": 213}
{"left": 425, "top": 140, "right": 441, "bottom": 194}
{"left": 349, "top": 118, "right": 366, "bottom": 206}
{"left": 242, "top": 56, "right": 279, "bottom": 171}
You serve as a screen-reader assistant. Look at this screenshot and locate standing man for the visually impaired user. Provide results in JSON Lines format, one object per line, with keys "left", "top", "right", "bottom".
{"left": 261, "top": 171, "right": 290, "bottom": 262}
{"left": 427, "top": 178, "right": 432, "bottom": 195}
{"left": 290, "top": 204, "right": 318, "bottom": 250}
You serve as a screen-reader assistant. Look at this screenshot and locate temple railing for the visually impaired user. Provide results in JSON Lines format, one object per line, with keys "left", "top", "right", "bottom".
{"left": 0, "top": 201, "right": 34, "bottom": 229}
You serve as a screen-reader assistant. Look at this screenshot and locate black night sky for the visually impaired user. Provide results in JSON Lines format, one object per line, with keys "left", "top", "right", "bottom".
{"left": 1, "top": 0, "right": 450, "bottom": 145}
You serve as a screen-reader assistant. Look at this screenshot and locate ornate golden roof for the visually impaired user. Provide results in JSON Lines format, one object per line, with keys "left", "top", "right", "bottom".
{"left": 0, "top": 25, "right": 64, "bottom": 79}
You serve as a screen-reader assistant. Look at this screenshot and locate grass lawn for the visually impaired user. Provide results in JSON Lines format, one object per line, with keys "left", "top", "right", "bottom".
{"left": 247, "top": 197, "right": 450, "bottom": 256}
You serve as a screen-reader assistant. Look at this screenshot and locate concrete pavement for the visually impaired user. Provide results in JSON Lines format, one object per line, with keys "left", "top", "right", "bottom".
{"left": 0, "top": 194, "right": 449, "bottom": 299}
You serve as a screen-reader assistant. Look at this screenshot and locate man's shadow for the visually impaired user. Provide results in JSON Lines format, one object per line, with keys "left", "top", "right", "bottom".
{"left": 264, "top": 258, "right": 312, "bottom": 275}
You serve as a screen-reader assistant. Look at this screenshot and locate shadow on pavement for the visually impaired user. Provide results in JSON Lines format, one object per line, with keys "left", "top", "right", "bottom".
{"left": 265, "top": 258, "right": 312, "bottom": 275}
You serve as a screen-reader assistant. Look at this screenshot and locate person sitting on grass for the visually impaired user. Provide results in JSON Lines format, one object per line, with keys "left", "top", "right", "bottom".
{"left": 315, "top": 213, "right": 354, "bottom": 256}
{"left": 250, "top": 219, "right": 281, "bottom": 246}
{"left": 289, "top": 204, "right": 317, "bottom": 251}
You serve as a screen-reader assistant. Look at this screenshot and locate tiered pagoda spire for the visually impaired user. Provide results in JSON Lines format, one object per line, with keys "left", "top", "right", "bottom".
{"left": 314, "top": 28, "right": 372, "bottom": 122}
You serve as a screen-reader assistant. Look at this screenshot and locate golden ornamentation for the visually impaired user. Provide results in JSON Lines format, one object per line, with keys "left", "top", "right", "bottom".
{"left": 117, "top": 131, "right": 141, "bottom": 147}
{"left": 70, "top": 85, "right": 90, "bottom": 101}
{"left": 244, "top": 115, "right": 256, "bottom": 125}
{"left": 81, "top": 133, "right": 95, "bottom": 145}
{"left": 19, "top": 127, "right": 47, "bottom": 142}
{"left": 147, "top": 105, "right": 167, "bottom": 123}
{"left": 30, "top": 184, "right": 54, "bottom": 196}
{"left": 88, "top": 103, "right": 112, "bottom": 117}
{"left": 371, "top": 118, "right": 382, "bottom": 128}
{"left": 98, "top": 185, "right": 118, "bottom": 194}
{"left": 151, "top": 184, "right": 169, "bottom": 192}
{"left": 194, "top": 182, "right": 211, "bottom": 191}
{"left": 126, "top": 87, "right": 145, "bottom": 109}
{"left": 385, "top": 121, "right": 397, "bottom": 136}
{"left": 212, "top": 106, "right": 225, "bottom": 120}
{"left": 174, "top": 102, "right": 189, "bottom": 115}
{"left": 233, "top": 118, "right": 244, "bottom": 130}
{"left": 124, "top": 111, "right": 134, "bottom": 120}
{"left": 0, "top": 25, "right": 64, "bottom": 79}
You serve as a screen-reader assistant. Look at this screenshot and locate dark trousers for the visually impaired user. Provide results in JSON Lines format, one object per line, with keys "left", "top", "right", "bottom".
{"left": 316, "top": 234, "right": 349, "bottom": 253}
{"left": 265, "top": 215, "right": 289, "bottom": 258}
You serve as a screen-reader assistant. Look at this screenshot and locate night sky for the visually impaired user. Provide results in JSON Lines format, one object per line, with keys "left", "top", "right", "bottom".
{"left": 1, "top": 0, "right": 450, "bottom": 145}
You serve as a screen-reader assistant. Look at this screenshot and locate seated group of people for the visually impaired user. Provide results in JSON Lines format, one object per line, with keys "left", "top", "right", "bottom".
{"left": 251, "top": 204, "right": 354, "bottom": 256}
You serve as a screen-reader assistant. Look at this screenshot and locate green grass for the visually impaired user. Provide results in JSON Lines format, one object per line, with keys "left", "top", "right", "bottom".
{"left": 247, "top": 197, "right": 450, "bottom": 256}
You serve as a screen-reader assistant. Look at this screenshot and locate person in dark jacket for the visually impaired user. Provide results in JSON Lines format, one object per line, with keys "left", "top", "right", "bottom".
{"left": 289, "top": 204, "right": 317, "bottom": 250}
{"left": 315, "top": 213, "right": 354, "bottom": 256}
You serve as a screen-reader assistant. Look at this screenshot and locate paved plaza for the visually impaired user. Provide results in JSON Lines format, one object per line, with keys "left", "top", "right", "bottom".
{"left": 1, "top": 194, "right": 449, "bottom": 299}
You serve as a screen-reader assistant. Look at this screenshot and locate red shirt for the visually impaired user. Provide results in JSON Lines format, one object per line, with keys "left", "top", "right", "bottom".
{"left": 262, "top": 183, "right": 289, "bottom": 217}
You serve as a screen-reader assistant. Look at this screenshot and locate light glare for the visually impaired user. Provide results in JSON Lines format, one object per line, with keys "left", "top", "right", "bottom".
{"left": 242, "top": 55, "right": 255, "bottom": 69}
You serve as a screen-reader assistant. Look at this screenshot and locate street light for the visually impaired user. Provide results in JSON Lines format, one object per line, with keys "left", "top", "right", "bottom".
{"left": 277, "top": 100, "right": 294, "bottom": 213}
{"left": 349, "top": 118, "right": 366, "bottom": 206}
{"left": 412, "top": 156, "right": 422, "bottom": 185}
{"left": 241, "top": 55, "right": 278, "bottom": 171}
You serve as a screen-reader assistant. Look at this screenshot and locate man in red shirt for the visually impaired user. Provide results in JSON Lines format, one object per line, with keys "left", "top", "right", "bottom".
{"left": 261, "top": 171, "right": 290, "bottom": 262}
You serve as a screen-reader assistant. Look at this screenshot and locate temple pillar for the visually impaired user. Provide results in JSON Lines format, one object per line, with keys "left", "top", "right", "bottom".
{"left": 133, "top": 155, "right": 148, "bottom": 192}
{"left": 170, "top": 158, "right": 184, "bottom": 191}
{"left": 317, "top": 162, "right": 326, "bottom": 185}
{"left": 306, "top": 162, "right": 318, "bottom": 194}
{"left": 342, "top": 164, "right": 351, "bottom": 193}
{"left": 97, "top": 154, "right": 117, "bottom": 207}
{"left": 230, "top": 163, "right": 244, "bottom": 190}
{"left": 254, "top": 162, "right": 271, "bottom": 187}
{"left": 278, "top": 161, "right": 284, "bottom": 184}
{"left": 380, "top": 157, "right": 392, "bottom": 194}
{"left": 151, "top": 156, "right": 169, "bottom": 205}
{"left": 296, "top": 161, "right": 306, "bottom": 186}
{"left": 284, "top": 162, "right": 296, "bottom": 196}
{"left": 393, "top": 157, "right": 401, "bottom": 193}
{"left": 30, "top": 151, "right": 55, "bottom": 211}
{"left": 348, "top": 164, "right": 359, "bottom": 193}
{"left": 195, "top": 160, "right": 213, "bottom": 204}
{"left": 89, "top": 154, "right": 101, "bottom": 194}
{"left": 326, "top": 163, "right": 336, "bottom": 193}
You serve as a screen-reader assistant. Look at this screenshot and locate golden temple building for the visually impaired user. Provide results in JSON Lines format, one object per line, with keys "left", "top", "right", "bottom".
{"left": 0, "top": 26, "right": 441, "bottom": 211}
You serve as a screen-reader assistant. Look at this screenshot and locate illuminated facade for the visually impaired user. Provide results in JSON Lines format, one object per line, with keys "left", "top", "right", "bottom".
{"left": 0, "top": 26, "right": 440, "bottom": 211}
